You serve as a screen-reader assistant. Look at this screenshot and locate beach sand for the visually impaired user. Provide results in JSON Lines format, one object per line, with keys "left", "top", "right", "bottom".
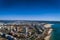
{"left": 44, "top": 29, "right": 53, "bottom": 40}
{"left": 44, "top": 24, "right": 53, "bottom": 40}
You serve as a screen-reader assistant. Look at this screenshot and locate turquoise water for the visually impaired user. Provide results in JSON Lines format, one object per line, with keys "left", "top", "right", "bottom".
{"left": 50, "top": 23, "right": 60, "bottom": 40}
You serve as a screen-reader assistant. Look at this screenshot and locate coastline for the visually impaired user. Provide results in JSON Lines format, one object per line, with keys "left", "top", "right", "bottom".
{"left": 44, "top": 29, "right": 53, "bottom": 40}
{"left": 44, "top": 24, "right": 53, "bottom": 40}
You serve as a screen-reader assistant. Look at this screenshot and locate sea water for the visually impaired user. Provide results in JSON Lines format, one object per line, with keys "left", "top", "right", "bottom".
{"left": 50, "top": 23, "right": 60, "bottom": 40}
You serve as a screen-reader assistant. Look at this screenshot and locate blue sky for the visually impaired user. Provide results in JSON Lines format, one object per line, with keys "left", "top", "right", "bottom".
{"left": 0, "top": 0, "right": 60, "bottom": 21}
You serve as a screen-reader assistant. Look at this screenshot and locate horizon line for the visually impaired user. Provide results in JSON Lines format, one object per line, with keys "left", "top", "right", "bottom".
{"left": 0, "top": 20, "right": 60, "bottom": 22}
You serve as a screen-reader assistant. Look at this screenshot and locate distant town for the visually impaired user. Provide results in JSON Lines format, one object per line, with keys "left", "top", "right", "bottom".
{"left": 0, "top": 21, "right": 53, "bottom": 40}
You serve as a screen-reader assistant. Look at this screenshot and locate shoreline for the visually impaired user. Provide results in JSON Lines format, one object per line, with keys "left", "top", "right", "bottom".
{"left": 44, "top": 24, "right": 53, "bottom": 40}
{"left": 44, "top": 29, "right": 53, "bottom": 40}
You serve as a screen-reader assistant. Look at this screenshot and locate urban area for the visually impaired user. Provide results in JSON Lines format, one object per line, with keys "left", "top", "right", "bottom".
{"left": 0, "top": 21, "right": 52, "bottom": 40}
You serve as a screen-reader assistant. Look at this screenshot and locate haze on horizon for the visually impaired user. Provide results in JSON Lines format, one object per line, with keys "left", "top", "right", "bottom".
{"left": 0, "top": 0, "right": 60, "bottom": 21}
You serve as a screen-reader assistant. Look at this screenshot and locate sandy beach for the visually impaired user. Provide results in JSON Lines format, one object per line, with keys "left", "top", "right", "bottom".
{"left": 44, "top": 29, "right": 53, "bottom": 40}
{"left": 44, "top": 24, "right": 53, "bottom": 28}
{"left": 44, "top": 24, "right": 53, "bottom": 40}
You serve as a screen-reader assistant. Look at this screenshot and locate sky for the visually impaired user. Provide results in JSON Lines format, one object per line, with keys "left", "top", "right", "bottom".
{"left": 0, "top": 0, "right": 60, "bottom": 21}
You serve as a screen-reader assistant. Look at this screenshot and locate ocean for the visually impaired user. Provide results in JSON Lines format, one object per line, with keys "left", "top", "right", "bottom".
{"left": 50, "top": 23, "right": 60, "bottom": 40}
